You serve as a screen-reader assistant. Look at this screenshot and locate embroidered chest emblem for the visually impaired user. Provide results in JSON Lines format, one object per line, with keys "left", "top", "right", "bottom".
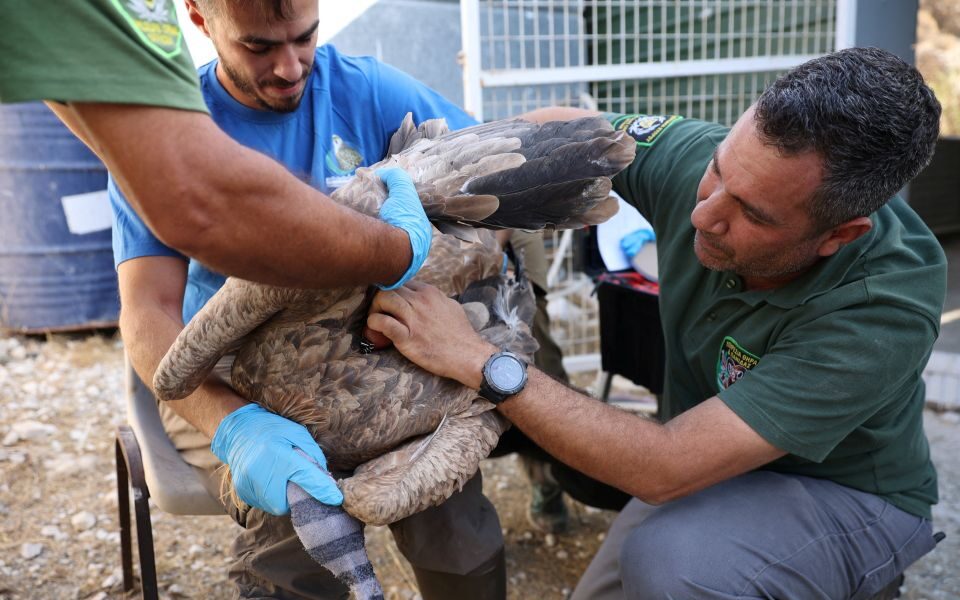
{"left": 610, "top": 114, "right": 683, "bottom": 147}
{"left": 326, "top": 135, "right": 364, "bottom": 176}
{"left": 111, "top": 0, "right": 183, "bottom": 58}
{"left": 716, "top": 336, "right": 760, "bottom": 391}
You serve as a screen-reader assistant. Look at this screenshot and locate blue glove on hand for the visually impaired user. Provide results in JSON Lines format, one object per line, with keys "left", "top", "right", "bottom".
{"left": 620, "top": 228, "right": 656, "bottom": 260}
{"left": 376, "top": 168, "right": 431, "bottom": 290}
{"left": 211, "top": 404, "right": 343, "bottom": 516}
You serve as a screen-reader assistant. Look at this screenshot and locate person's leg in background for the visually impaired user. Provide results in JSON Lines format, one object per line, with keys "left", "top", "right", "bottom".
{"left": 389, "top": 473, "right": 507, "bottom": 600}
{"left": 496, "top": 230, "right": 573, "bottom": 533}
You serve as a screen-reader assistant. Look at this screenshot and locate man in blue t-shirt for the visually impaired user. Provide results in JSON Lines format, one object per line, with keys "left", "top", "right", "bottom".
{"left": 109, "top": 1, "right": 502, "bottom": 597}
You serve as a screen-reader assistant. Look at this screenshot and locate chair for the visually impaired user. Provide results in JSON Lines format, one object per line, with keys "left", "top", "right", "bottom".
{"left": 114, "top": 357, "right": 224, "bottom": 600}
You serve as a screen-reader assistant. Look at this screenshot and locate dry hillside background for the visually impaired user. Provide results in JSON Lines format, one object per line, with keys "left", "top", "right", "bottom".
{"left": 919, "top": 0, "right": 960, "bottom": 135}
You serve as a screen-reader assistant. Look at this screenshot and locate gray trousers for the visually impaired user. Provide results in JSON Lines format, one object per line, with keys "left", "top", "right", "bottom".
{"left": 573, "top": 471, "right": 936, "bottom": 600}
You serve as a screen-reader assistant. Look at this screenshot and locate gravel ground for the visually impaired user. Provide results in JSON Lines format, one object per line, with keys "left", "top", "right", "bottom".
{"left": 0, "top": 332, "right": 957, "bottom": 599}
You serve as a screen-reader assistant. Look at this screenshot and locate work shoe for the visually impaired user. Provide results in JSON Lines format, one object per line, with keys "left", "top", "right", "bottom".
{"left": 522, "top": 456, "right": 569, "bottom": 534}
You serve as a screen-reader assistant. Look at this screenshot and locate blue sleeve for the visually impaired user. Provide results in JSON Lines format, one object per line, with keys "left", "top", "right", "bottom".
{"left": 109, "top": 175, "right": 185, "bottom": 269}
{"left": 372, "top": 61, "right": 478, "bottom": 136}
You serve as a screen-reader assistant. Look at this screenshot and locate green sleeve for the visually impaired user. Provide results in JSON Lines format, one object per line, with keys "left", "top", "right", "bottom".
{"left": 0, "top": 0, "right": 207, "bottom": 113}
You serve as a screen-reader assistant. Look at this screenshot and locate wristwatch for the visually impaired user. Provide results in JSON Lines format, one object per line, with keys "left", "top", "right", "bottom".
{"left": 479, "top": 350, "right": 528, "bottom": 404}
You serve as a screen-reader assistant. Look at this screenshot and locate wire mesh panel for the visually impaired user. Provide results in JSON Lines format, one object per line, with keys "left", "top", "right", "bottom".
{"left": 466, "top": 0, "right": 839, "bottom": 123}
{"left": 593, "top": 69, "right": 783, "bottom": 123}
{"left": 462, "top": 0, "right": 842, "bottom": 375}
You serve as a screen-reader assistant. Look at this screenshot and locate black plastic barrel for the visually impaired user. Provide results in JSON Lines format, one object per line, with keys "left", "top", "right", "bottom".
{"left": 0, "top": 103, "right": 118, "bottom": 333}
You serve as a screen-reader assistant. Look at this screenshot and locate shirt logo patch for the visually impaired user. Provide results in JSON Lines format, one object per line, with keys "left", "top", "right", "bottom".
{"left": 111, "top": 0, "right": 183, "bottom": 59}
{"left": 611, "top": 114, "right": 683, "bottom": 147}
{"left": 325, "top": 135, "right": 364, "bottom": 176}
{"left": 716, "top": 336, "right": 760, "bottom": 391}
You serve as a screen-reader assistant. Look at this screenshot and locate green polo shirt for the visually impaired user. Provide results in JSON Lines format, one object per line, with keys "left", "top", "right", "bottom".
{"left": 1, "top": 1, "right": 207, "bottom": 112}
{"left": 606, "top": 113, "right": 945, "bottom": 519}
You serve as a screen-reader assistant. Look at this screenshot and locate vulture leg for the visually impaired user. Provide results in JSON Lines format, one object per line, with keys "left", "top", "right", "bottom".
{"left": 340, "top": 407, "right": 510, "bottom": 526}
{"left": 288, "top": 482, "right": 385, "bottom": 600}
{"left": 153, "top": 279, "right": 293, "bottom": 401}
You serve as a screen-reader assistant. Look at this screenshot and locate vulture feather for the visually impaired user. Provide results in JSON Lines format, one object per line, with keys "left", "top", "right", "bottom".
{"left": 152, "top": 115, "right": 635, "bottom": 596}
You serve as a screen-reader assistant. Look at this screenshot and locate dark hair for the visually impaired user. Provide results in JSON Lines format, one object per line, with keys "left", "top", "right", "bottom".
{"left": 754, "top": 47, "right": 941, "bottom": 231}
{"left": 196, "top": 0, "right": 296, "bottom": 22}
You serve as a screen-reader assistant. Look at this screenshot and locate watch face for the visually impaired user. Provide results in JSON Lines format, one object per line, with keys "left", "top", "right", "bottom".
{"left": 489, "top": 355, "right": 525, "bottom": 392}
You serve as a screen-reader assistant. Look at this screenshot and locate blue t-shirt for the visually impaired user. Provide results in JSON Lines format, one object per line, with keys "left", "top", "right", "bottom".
{"left": 110, "top": 44, "right": 476, "bottom": 322}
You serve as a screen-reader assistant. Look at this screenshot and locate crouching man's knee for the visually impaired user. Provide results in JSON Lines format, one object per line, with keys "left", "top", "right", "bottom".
{"left": 619, "top": 521, "right": 703, "bottom": 598}
{"left": 618, "top": 509, "right": 745, "bottom": 599}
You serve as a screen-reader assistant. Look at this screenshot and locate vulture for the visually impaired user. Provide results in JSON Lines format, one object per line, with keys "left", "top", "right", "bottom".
{"left": 153, "top": 114, "right": 635, "bottom": 598}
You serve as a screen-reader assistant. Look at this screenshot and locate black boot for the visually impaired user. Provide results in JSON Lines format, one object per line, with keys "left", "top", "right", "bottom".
{"left": 411, "top": 547, "right": 506, "bottom": 600}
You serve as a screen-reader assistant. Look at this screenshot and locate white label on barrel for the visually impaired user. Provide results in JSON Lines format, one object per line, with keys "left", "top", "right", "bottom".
{"left": 61, "top": 190, "right": 112, "bottom": 235}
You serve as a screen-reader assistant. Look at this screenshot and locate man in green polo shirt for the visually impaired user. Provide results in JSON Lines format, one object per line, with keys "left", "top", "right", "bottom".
{"left": 368, "top": 47, "right": 945, "bottom": 598}
{"left": 0, "top": 1, "right": 433, "bottom": 292}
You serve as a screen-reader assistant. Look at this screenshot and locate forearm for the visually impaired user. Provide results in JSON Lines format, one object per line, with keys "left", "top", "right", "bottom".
{"left": 497, "top": 369, "right": 784, "bottom": 503}
{"left": 64, "top": 102, "right": 411, "bottom": 289}
{"left": 446, "top": 336, "right": 679, "bottom": 502}
{"left": 445, "top": 336, "right": 764, "bottom": 503}
{"left": 496, "top": 370, "right": 680, "bottom": 503}
{"left": 120, "top": 304, "right": 246, "bottom": 439}
{"left": 144, "top": 137, "right": 411, "bottom": 289}
{"left": 518, "top": 106, "right": 600, "bottom": 124}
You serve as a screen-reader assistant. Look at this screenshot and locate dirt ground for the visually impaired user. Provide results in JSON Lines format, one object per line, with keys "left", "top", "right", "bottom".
{"left": 0, "top": 332, "right": 958, "bottom": 600}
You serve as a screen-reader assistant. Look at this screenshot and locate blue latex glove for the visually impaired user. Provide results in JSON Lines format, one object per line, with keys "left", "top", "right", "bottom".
{"left": 211, "top": 404, "right": 343, "bottom": 515}
{"left": 376, "top": 168, "right": 431, "bottom": 290}
{"left": 620, "top": 228, "right": 656, "bottom": 260}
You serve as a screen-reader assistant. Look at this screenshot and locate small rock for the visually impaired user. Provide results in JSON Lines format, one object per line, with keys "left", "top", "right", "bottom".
{"left": 101, "top": 573, "right": 120, "bottom": 589}
{"left": 44, "top": 454, "right": 76, "bottom": 475}
{"left": 11, "top": 420, "right": 57, "bottom": 441}
{"left": 597, "top": 532, "right": 606, "bottom": 542}
{"left": 2, "top": 431, "right": 19, "bottom": 446}
{"left": 40, "top": 525, "right": 66, "bottom": 540}
{"left": 71, "top": 511, "right": 96, "bottom": 531}
{"left": 167, "top": 583, "right": 186, "bottom": 596}
{"left": 8, "top": 452, "right": 26, "bottom": 464}
{"left": 544, "top": 533, "right": 557, "bottom": 547}
{"left": 20, "top": 543, "right": 43, "bottom": 560}
{"left": 522, "top": 531, "right": 533, "bottom": 540}
{"left": 556, "top": 550, "right": 569, "bottom": 560}
{"left": 89, "top": 593, "right": 108, "bottom": 600}
{"left": 188, "top": 544, "right": 204, "bottom": 556}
